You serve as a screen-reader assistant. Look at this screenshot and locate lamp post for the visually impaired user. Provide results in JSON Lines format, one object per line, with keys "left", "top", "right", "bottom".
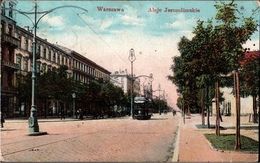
{"left": 72, "top": 93, "right": 76, "bottom": 119}
{"left": 158, "top": 84, "right": 161, "bottom": 115}
{"left": 128, "top": 48, "right": 136, "bottom": 118}
{"left": 9, "top": 1, "right": 88, "bottom": 134}
{"left": 149, "top": 73, "right": 153, "bottom": 99}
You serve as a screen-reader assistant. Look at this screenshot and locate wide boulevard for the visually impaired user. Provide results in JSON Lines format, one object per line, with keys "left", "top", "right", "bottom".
{"left": 1, "top": 113, "right": 179, "bottom": 162}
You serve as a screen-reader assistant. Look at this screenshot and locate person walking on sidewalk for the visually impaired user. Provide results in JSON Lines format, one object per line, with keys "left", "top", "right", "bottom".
{"left": 1, "top": 112, "right": 5, "bottom": 128}
{"left": 60, "top": 109, "right": 65, "bottom": 120}
{"left": 219, "top": 108, "right": 223, "bottom": 122}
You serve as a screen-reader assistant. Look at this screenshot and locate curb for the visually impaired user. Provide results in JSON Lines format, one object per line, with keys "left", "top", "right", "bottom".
{"left": 172, "top": 115, "right": 181, "bottom": 162}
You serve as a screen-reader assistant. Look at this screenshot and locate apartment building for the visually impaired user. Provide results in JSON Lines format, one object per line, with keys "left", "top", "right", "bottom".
{"left": 56, "top": 44, "right": 110, "bottom": 84}
{"left": 1, "top": 0, "right": 19, "bottom": 117}
{"left": 1, "top": 1, "right": 111, "bottom": 117}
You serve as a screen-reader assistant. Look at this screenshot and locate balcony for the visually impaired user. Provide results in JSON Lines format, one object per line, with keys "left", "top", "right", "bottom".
{"left": 1, "top": 34, "right": 19, "bottom": 47}
{"left": 2, "top": 60, "right": 19, "bottom": 70}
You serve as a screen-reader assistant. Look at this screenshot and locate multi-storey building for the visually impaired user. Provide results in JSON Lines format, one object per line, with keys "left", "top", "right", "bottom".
{"left": 110, "top": 69, "right": 140, "bottom": 95}
{"left": 56, "top": 44, "right": 110, "bottom": 84}
{"left": 1, "top": 0, "right": 19, "bottom": 117}
{"left": 14, "top": 27, "right": 75, "bottom": 117}
{"left": 1, "top": 1, "right": 111, "bottom": 117}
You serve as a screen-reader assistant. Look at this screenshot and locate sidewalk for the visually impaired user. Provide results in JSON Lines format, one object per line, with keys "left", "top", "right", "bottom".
{"left": 176, "top": 113, "right": 259, "bottom": 162}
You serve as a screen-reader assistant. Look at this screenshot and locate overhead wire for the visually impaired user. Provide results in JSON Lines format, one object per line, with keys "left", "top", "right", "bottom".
{"left": 61, "top": 1, "right": 128, "bottom": 64}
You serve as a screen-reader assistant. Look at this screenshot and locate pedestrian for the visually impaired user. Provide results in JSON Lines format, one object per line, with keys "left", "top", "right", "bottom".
{"left": 1, "top": 112, "right": 5, "bottom": 128}
{"left": 172, "top": 110, "right": 176, "bottom": 116}
{"left": 60, "top": 109, "right": 65, "bottom": 120}
{"left": 79, "top": 109, "right": 83, "bottom": 120}
{"left": 76, "top": 109, "right": 79, "bottom": 119}
{"left": 219, "top": 108, "right": 223, "bottom": 122}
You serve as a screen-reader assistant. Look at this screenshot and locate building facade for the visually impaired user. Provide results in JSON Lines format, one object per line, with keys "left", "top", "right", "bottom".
{"left": 1, "top": 1, "right": 111, "bottom": 117}
{"left": 110, "top": 69, "right": 140, "bottom": 95}
{"left": 1, "top": 0, "right": 19, "bottom": 117}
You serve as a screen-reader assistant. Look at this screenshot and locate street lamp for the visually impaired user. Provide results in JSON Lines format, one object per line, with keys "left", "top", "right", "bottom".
{"left": 128, "top": 48, "right": 136, "bottom": 118}
{"left": 9, "top": 1, "right": 88, "bottom": 135}
{"left": 72, "top": 93, "right": 76, "bottom": 119}
{"left": 141, "top": 74, "right": 153, "bottom": 97}
{"left": 158, "top": 84, "right": 161, "bottom": 115}
{"left": 149, "top": 73, "right": 153, "bottom": 99}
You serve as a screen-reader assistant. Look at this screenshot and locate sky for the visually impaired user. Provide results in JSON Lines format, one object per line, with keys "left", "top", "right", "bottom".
{"left": 14, "top": 0, "right": 259, "bottom": 109}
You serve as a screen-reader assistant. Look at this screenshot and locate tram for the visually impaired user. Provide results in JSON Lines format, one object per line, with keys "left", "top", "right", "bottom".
{"left": 133, "top": 96, "right": 153, "bottom": 120}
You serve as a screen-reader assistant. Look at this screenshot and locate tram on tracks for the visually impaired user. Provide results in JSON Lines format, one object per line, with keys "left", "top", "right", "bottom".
{"left": 133, "top": 96, "right": 153, "bottom": 120}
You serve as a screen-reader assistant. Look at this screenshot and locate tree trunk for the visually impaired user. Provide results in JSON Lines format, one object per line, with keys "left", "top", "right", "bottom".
{"left": 44, "top": 99, "right": 47, "bottom": 118}
{"left": 201, "top": 88, "right": 205, "bottom": 126}
{"left": 207, "top": 86, "right": 210, "bottom": 128}
{"left": 183, "top": 99, "right": 185, "bottom": 124}
{"left": 215, "top": 79, "right": 220, "bottom": 136}
{"left": 187, "top": 105, "right": 191, "bottom": 116}
{"left": 252, "top": 95, "right": 257, "bottom": 123}
{"left": 235, "top": 70, "right": 241, "bottom": 150}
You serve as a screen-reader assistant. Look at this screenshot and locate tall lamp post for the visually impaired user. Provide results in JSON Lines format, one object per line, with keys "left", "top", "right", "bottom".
{"left": 149, "top": 73, "right": 153, "bottom": 99}
{"left": 72, "top": 93, "right": 76, "bottom": 119}
{"left": 158, "top": 84, "right": 161, "bottom": 115}
{"left": 142, "top": 73, "right": 153, "bottom": 98}
{"left": 128, "top": 48, "right": 136, "bottom": 118}
{"left": 9, "top": 1, "right": 88, "bottom": 134}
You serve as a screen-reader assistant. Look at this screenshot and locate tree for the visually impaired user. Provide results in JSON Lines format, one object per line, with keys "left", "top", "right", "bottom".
{"left": 214, "top": 1, "right": 258, "bottom": 149}
{"left": 168, "top": 1, "right": 257, "bottom": 145}
{"left": 17, "top": 72, "right": 32, "bottom": 116}
{"left": 240, "top": 51, "right": 260, "bottom": 123}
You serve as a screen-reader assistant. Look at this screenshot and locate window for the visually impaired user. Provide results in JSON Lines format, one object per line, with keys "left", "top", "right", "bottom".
{"left": 30, "top": 43, "right": 33, "bottom": 53}
{"left": 16, "top": 54, "right": 22, "bottom": 70}
{"left": 1, "top": 2, "right": 6, "bottom": 16}
{"left": 1, "top": 21, "right": 5, "bottom": 34}
{"left": 48, "top": 50, "right": 51, "bottom": 60}
{"left": 18, "top": 37, "right": 21, "bottom": 48}
{"left": 57, "top": 54, "right": 60, "bottom": 64}
{"left": 42, "top": 64, "right": 46, "bottom": 72}
{"left": 36, "top": 62, "right": 41, "bottom": 73}
{"left": 24, "top": 59, "right": 28, "bottom": 71}
{"left": 37, "top": 45, "right": 41, "bottom": 56}
{"left": 43, "top": 48, "right": 46, "bottom": 59}
{"left": 61, "top": 56, "right": 64, "bottom": 65}
{"left": 25, "top": 40, "right": 29, "bottom": 51}
{"left": 53, "top": 53, "right": 56, "bottom": 63}
{"left": 9, "top": 3, "right": 13, "bottom": 18}
{"left": 73, "top": 60, "right": 76, "bottom": 68}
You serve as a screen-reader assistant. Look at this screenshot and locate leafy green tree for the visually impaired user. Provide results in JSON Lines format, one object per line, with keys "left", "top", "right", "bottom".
{"left": 213, "top": 1, "right": 258, "bottom": 149}
{"left": 240, "top": 52, "right": 260, "bottom": 123}
{"left": 17, "top": 72, "right": 32, "bottom": 116}
{"left": 168, "top": 1, "right": 257, "bottom": 144}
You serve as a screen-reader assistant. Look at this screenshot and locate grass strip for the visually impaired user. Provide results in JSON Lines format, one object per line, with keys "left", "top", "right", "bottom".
{"left": 204, "top": 133, "right": 258, "bottom": 152}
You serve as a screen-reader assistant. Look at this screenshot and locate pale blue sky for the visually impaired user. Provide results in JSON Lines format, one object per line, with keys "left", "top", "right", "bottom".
{"left": 14, "top": 1, "right": 259, "bottom": 108}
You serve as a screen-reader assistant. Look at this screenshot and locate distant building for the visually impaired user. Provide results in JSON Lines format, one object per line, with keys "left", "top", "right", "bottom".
{"left": 212, "top": 51, "right": 260, "bottom": 116}
{"left": 110, "top": 69, "right": 140, "bottom": 95}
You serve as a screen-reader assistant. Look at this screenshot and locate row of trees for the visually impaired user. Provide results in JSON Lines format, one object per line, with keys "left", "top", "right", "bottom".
{"left": 17, "top": 65, "right": 130, "bottom": 117}
{"left": 17, "top": 65, "right": 167, "bottom": 117}
{"left": 168, "top": 1, "right": 259, "bottom": 150}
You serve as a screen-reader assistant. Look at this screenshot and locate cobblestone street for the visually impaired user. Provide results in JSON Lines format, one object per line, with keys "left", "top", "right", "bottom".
{"left": 1, "top": 113, "right": 179, "bottom": 162}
